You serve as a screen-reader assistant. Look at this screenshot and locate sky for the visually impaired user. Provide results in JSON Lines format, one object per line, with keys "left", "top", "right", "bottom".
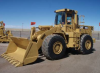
{"left": 0, "top": 0, "right": 100, "bottom": 30}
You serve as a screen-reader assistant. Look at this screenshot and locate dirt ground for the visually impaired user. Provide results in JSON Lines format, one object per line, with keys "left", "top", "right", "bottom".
{"left": 0, "top": 40, "right": 100, "bottom": 73}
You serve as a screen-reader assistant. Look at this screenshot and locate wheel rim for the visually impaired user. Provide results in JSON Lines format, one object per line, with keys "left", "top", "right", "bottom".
{"left": 53, "top": 41, "right": 63, "bottom": 54}
{"left": 85, "top": 40, "right": 91, "bottom": 50}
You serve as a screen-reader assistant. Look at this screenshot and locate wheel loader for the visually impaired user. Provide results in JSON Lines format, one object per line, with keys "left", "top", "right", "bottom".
{"left": 0, "top": 21, "right": 13, "bottom": 43}
{"left": 1, "top": 8, "right": 95, "bottom": 67}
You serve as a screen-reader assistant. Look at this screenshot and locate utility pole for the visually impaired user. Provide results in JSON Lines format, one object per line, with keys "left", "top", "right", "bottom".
{"left": 79, "top": 15, "right": 85, "bottom": 25}
{"left": 22, "top": 23, "right": 24, "bottom": 31}
{"left": 98, "top": 26, "right": 99, "bottom": 40}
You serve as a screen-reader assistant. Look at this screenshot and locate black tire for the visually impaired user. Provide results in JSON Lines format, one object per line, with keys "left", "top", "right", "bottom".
{"left": 80, "top": 34, "right": 93, "bottom": 54}
{"left": 42, "top": 34, "right": 66, "bottom": 60}
{"left": 38, "top": 48, "right": 43, "bottom": 55}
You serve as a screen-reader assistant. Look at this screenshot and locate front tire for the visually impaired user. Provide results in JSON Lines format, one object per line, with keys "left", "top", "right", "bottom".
{"left": 42, "top": 34, "right": 66, "bottom": 60}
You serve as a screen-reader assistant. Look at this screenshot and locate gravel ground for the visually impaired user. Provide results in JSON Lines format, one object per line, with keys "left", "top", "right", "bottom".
{"left": 0, "top": 40, "right": 100, "bottom": 73}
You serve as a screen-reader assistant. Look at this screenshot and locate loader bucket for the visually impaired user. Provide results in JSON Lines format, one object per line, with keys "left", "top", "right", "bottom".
{"left": 1, "top": 37, "right": 38, "bottom": 67}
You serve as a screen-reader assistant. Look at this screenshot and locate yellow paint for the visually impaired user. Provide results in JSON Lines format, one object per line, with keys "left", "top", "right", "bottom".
{"left": 1, "top": 8, "right": 96, "bottom": 67}
{"left": 53, "top": 41, "right": 63, "bottom": 54}
{"left": 0, "top": 21, "right": 13, "bottom": 43}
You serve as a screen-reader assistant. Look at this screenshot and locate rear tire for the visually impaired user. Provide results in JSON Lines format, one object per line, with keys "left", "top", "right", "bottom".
{"left": 80, "top": 34, "right": 93, "bottom": 54}
{"left": 42, "top": 34, "right": 66, "bottom": 60}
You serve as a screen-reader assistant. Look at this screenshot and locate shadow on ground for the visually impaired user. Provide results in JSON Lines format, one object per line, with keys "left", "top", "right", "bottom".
{"left": 63, "top": 48, "right": 96, "bottom": 58}
{"left": 25, "top": 48, "right": 96, "bottom": 66}
{"left": 25, "top": 56, "right": 45, "bottom": 66}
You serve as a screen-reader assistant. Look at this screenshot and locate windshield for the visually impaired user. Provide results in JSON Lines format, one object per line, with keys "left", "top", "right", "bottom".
{"left": 55, "top": 12, "right": 65, "bottom": 25}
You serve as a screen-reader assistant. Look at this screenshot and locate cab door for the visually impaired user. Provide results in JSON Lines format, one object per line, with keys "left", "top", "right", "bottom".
{"left": 62, "top": 12, "right": 74, "bottom": 32}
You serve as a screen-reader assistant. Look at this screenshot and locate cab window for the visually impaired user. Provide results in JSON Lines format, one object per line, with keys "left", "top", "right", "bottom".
{"left": 67, "top": 14, "right": 72, "bottom": 25}
{"left": 55, "top": 12, "right": 65, "bottom": 25}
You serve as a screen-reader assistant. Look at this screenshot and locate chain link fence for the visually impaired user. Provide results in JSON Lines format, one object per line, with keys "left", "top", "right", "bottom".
{"left": 92, "top": 32, "right": 100, "bottom": 40}
{"left": 11, "top": 31, "right": 31, "bottom": 38}
{"left": 10, "top": 31, "right": 100, "bottom": 40}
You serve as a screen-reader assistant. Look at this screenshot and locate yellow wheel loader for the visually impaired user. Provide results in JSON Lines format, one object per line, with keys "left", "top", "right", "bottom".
{"left": 0, "top": 21, "right": 13, "bottom": 43}
{"left": 1, "top": 8, "right": 95, "bottom": 67}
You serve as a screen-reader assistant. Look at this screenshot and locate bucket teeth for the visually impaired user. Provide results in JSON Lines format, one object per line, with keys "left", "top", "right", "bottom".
{"left": 1, "top": 54, "right": 23, "bottom": 67}
{"left": 15, "top": 63, "right": 20, "bottom": 67}
{"left": 12, "top": 62, "right": 17, "bottom": 65}
{"left": 9, "top": 60, "right": 14, "bottom": 63}
{"left": 3, "top": 55, "right": 7, "bottom": 58}
{"left": 8, "top": 58, "right": 12, "bottom": 61}
{"left": 1, "top": 54, "right": 4, "bottom": 57}
{"left": 15, "top": 62, "right": 23, "bottom": 67}
{"left": 5, "top": 57, "right": 9, "bottom": 60}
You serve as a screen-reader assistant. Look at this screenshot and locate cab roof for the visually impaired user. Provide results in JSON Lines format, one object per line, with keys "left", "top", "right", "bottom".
{"left": 55, "top": 8, "right": 78, "bottom": 14}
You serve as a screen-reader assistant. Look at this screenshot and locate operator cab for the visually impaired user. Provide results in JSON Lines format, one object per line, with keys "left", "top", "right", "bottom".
{"left": 54, "top": 9, "right": 78, "bottom": 31}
